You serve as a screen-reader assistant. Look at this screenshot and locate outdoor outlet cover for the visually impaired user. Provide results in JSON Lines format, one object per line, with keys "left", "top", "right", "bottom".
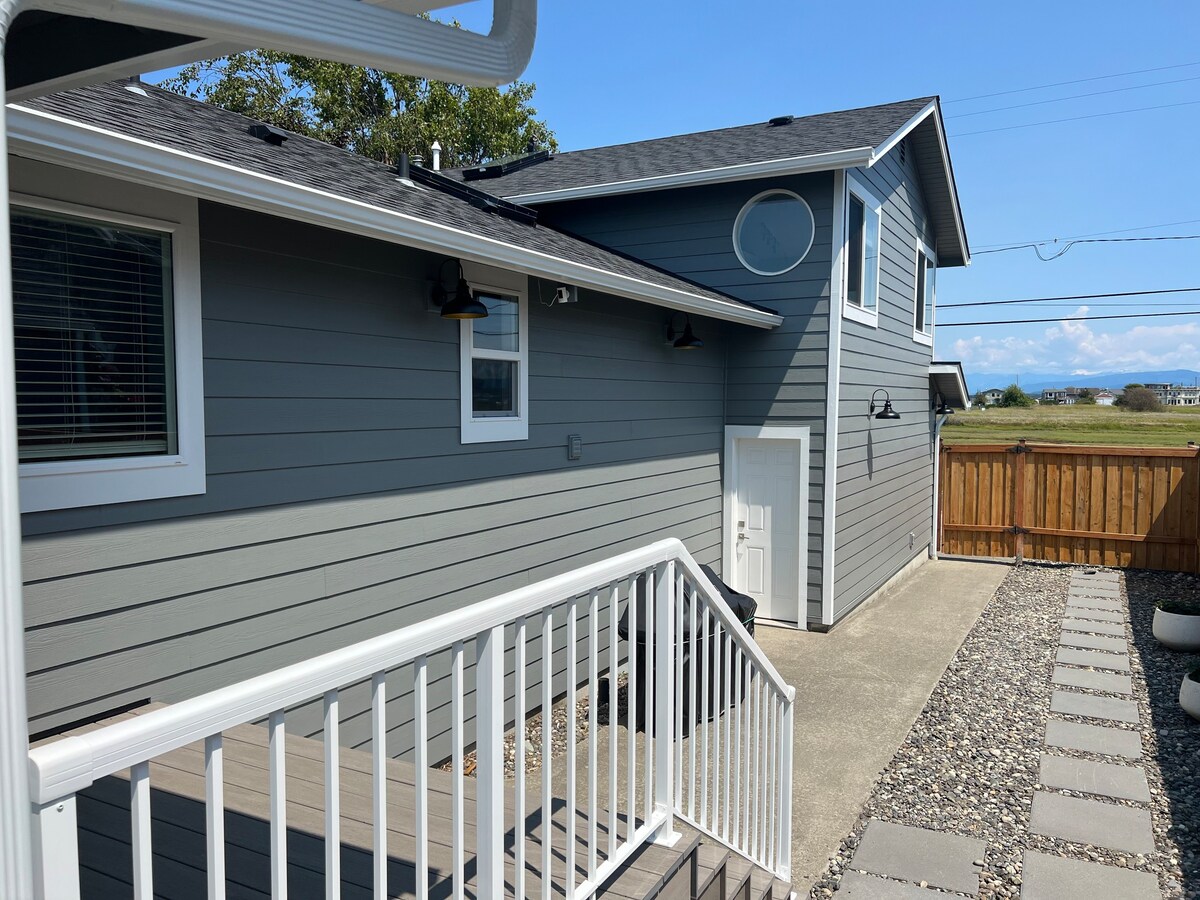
{"left": 567, "top": 434, "right": 583, "bottom": 460}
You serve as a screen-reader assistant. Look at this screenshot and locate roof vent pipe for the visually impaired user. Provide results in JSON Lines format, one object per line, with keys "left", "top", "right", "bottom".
{"left": 397, "top": 152, "right": 410, "bottom": 181}
{"left": 431, "top": 140, "right": 442, "bottom": 171}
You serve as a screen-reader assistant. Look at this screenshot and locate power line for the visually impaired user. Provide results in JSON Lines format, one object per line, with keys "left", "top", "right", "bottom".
{"left": 949, "top": 98, "right": 1200, "bottom": 138}
{"left": 939, "top": 287, "right": 1200, "bottom": 309}
{"left": 974, "top": 218, "right": 1200, "bottom": 249}
{"left": 974, "top": 234, "right": 1200, "bottom": 259}
{"left": 947, "top": 74, "right": 1200, "bottom": 119}
{"left": 939, "top": 309, "right": 1200, "bottom": 327}
{"left": 945, "top": 60, "right": 1200, "bottom": 103}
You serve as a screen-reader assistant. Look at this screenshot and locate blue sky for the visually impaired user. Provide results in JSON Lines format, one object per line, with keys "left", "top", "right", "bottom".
{"left": 158, "top": 1, "right": 1200, "bottom": 386}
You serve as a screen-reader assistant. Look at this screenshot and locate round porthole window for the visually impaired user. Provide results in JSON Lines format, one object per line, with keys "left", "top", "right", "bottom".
{"left": 732, "top": 189, "right": 815, "bottom": 276}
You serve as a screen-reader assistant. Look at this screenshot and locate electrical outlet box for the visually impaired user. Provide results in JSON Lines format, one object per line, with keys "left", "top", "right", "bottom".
{"left": 567, "top": 434, "right": 583, "bottom": 460}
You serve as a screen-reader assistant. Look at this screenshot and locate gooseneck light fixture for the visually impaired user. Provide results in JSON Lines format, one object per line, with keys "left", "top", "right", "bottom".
{"left": 433, "top": 258, "right": 489, "bottom": 319}
{"left": 665, "top": 312, "right": 703, "bottom": 350}
{"left": 870, "top": 388, "right": 901, "bottom": 420}
{"left": 934, "top": 395, "right": 954, "bottom": 416}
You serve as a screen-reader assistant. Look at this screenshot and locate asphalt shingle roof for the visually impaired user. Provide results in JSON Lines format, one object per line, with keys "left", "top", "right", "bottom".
{"left": 447, "top": 98, "right": 935, "bottom": 198}
{"left": 20, "top": 82, "right": 771, "bottom": 319}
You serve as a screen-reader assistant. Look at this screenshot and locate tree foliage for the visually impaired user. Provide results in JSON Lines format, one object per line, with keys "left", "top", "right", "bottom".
{"left": 1075, "top": 389, "right": 1096, "bottom": 405}
{"left": 972, "top": 391, "right": 991, "bottom": 407}
{"left": 997, "top": 384, "right": 1035, "bottom": 408}
{"left": 160, "top": 49, "right": 557, "bottom": 169}
{"left": 1121, "top": 387, "right": 1163, "bottom": 412}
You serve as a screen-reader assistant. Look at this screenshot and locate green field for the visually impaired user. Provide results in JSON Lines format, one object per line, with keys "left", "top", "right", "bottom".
{"left": 942, "top": 404, "right": 1200, "bottom": 448}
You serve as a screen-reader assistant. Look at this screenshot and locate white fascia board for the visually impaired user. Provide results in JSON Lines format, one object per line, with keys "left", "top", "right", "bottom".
{"left": 9, "top": 106, "right": 782, "bottom": 330}
{"left": 868, "top": 100, "right": 971, "bottom": 267}
{"left": 504, "top": 146, "right": 875, "bottom": 205}
{"left": 20, "top": 0, "right": 534, "bottom": 87}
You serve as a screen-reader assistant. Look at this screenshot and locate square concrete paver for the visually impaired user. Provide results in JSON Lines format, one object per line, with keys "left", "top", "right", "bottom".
{"left": 835, "top": 870, "right": 945, "bottom": 898}
{"left": 1045, "top": 719, "right": 1142, "bottom": 758}
{"left": 1030, "top": 792, "right": 1155, "bottom": 853}
{"left": 1065, "top": 595, "right": 1122, "bottom": 611}
{"left": 1050, "top": 690, "right": 1140, "bottom": 724}
{"left": 1039, "top": 754, "right": 1152, "bottom": 802}
{"left": 1062, "top": 607, "right": 1125, "bottom": 624}
{"left": 1068, "top": 583, "right": 1120, "bottom": 596}
{"left": 1055, "top": 647, "right": 1131, "bottom": 672}
{"left": 1059, "top": 631, "right": 1127, "bottom": 652}
{"left": 1020, "top": 850, "right": 1159, "bottom": 900}
{"left": 1061, "top": 618, "right": 1126, "bottom": 636}
{"left": 1051, "top": 666, "right": 1132, "bottom": 695}
{"left": 849, "top": 820, "right": 985, "bottom": 895}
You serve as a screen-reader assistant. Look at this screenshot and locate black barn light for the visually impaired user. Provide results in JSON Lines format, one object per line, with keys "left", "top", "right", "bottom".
{"left": 934, "top": 395, "right": 954, "bottom": 416}
{"left": 433, "top": 258, "right": 488, "bottom": 319}
{"left": 870, "top": 388, "right": 901, "bottom": 420}
{"left": 665, "top": 312, "right": 703, "bottom": 350}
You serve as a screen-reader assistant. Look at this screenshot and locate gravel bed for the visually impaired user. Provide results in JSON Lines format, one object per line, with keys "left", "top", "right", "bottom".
{"left": 808, "top": 562, "right": 1200, "bottom": 899}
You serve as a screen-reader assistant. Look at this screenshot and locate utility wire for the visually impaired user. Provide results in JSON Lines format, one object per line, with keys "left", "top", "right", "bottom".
{"left": 947, "top": 74, "right": 1200, "bottom": 119}
{"left": 974, "top": 218, "right": 1200, "bottom": 249}
{"left": 949, "top": 98, "right": 1200, "bottom": 138}
{"left": 945, "top": 60, "right": 1200, "bottom": 103}
{"left": 940, "top": 287, "right": 1200, "bottom": 309}
{"left": 975, "top": 234, "right": 1200, "bottom": 259}
{"left": 939, "top": 309, "right": 1200, "bottom": 327}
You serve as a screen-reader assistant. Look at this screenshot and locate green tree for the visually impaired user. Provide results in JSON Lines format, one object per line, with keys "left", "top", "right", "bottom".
{"left": 1121, "top": 387, "right": 1163, "bottom": 412}
{"left": 972, "top": 391, "right": 990, "bottom": 407}
{"left": 160, "top": 48, "right": 557, "bottom": 169}
{"left": 1075, "top": 389, "right": 1096, "bottom": 405}
{"left": 998, "top": 384, "right": 1035, "bottom": 408}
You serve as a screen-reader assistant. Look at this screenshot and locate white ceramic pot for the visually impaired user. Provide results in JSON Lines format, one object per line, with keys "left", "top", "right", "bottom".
{"left": 1181, "top": 671, "right": 1200, "bottom": 722}
{"left": 1153, "top": 607, "right": 1200, "bottom": 652}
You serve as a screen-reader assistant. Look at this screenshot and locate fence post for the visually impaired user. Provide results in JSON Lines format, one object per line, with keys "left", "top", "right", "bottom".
{"left": 1014, "top": 439, "right": 1028, "bottom": 563}
{"left": 31, "top": 795, "right": 81, "bottom": 900}
{"left": 652, "top": 560, "right": 680, "bottom": 846}
{"left": 778, "top": 687, "right": 795, "bottom": 880}
{"left": 475, "top": 625, "right": 505, "bottom": 896}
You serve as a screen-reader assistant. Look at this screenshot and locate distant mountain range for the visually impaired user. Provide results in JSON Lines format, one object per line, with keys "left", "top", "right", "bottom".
{"left": 965, "top": 369, "right": 1200, "bottom": 395}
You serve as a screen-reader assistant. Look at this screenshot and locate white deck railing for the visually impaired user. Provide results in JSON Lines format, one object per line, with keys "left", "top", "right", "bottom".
{"left": 27, "top": 538, "right": 794, "bottom": 898}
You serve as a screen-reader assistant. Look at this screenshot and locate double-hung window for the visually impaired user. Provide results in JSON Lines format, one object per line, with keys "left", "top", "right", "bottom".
{"left": 14, "top": 192, "right": 205, "bottom": 513}
{"left": 913, "top": 241, "right": 936, "bottom": 345}
{"left": 460, "top": 271, "right": 529, "bottom": 444}
{"left": 842, "top": 173, "right": 883, "bottom": 327}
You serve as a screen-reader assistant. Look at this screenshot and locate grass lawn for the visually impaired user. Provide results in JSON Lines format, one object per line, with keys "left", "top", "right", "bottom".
{"left": 942, "top": 404, "right": 1200, "bottom": 448}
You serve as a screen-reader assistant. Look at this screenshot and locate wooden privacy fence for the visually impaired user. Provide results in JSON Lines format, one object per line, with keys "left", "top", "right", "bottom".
{"left": 939, "top": 440, "right": 1200, "bottom": 573}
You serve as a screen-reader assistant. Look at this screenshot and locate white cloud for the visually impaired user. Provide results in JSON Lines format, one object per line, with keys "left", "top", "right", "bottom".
{"left": 951, "top": 306, "right": 1200, "bottom": 374}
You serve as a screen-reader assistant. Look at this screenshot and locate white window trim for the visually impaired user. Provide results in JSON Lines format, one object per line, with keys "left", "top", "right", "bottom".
{"left": 913, "top": 240, "right": 936, "bottom": 346}
{"left": 459, "top": 267, "right": 529, "bottom": 444}
{"left": 841, "top": 172, "right": 883, "bottom": 328}
{"left": 15, "top": 191, "right": 206, "bottom": 513}
{"left": 732, "top": 188, "right": 816, "bottom": 277}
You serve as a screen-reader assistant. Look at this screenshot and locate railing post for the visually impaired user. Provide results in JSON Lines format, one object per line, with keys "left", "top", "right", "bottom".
{"left": 778, "top": 687, "right": 795, "bottom": 880}
{"left": 31, "top": 796, "right": 81, "bottom": 900}
{"left": 476, "top": 625, "right": 505, "bottom": 896}
{"left": 652, "top": 560, "right": 680, "bottom": 846}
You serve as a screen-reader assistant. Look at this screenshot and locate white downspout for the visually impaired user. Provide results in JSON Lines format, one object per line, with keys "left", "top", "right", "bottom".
{"left": 0, "top": 5, "right": 32, "bottom": 895}
{"left": 930, "top": 412, "right": 949, "bottom": 560}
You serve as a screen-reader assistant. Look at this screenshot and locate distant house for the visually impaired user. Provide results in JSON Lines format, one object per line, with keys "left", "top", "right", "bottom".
{"left": 1094, "top": 390, "right": 1118, "bottom": 406}
{"left": 980, "top": 388, "right": 1004, "bottom": 405}
{"left": 1147, "top": 383, "right": 1200, "bottom": 406}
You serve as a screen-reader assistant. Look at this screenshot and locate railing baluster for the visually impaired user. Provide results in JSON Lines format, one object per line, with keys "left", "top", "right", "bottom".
{"left": 268, "top": 710, "right": 287, "bottom": 899}
{"left": 652, "top": 560, "right": 678, "bottom": 845}
{"left": 756, "top": 676, "right": 767, "bottom": 864}
{"left": 205, "top": 734, "right": 226, "bottom": 900}
{"left": 451, "top": 642, "right": 465, "bottom": 900}
{"left": 566, "top": 598, "right": 578, "bottom": 895}
{"left": 477, "top": 626, "right": 505, "bottom": 899}
{"left": 131, "top": 761, "right": 153, "bottom": 900}
{"left": 743, "top": 655, "right": 752, "bottom": 849}
{"left": 414, "top": 656, "right": 430, "bottom": 900}
{"left": 711, "top": 619, "right": 721, "bottom": 836}
{"left": 688, "top": 584, "right": 697, "bottom": 819}
{"left": 732, "top": 647, "right": 742, "bottom": 848}
{"left": 780, "top": 688, "right": 795, "bottom": 879}
{"left": 772, "top": 692, "right": 782, "bottom": 872}
{"left": 763, "top": 692, "right": 774, "bottom": 870}
{"left": 674, "top": 575, "right": 684, "bottom": 813}
{"left": 626, "top": 576, "right": 637, "bottom": 840}
{"left": 324, "top": 690, "right": 341, "bottom": 900}
{"left": 722, "top": 631, "right": 732, "bottom": 844}
{"left": 700, "top": 606, "right": 711, "bottom": 829}
{"left": 587, "top": 590, "right": 599, "bottom": 879}
{"left": 515, "top": 617, "right": 527, "bottom": 900}
{"left": 371, "top": 672, "right": 387, "bottom": 900}
{"left": 643, "top": 570, "right": 654, "bottom": 822}
{"left": 541, "top": 611, "right": 553, "bottom": 900}
{"left": 607, "top": 582, "right": 619, "bottom": 863}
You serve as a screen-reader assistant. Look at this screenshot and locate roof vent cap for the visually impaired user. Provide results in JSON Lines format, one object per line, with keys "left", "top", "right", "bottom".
{"left": 768, "top": 115, "right": 794, "bottom": 127}
{"left": 248, "top": 123, "right": 288, "bottom": 146}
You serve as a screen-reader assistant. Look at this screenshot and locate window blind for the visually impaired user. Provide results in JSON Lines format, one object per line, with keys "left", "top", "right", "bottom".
{"left": 12, "top": 207, "right": 177, "bottom": 463}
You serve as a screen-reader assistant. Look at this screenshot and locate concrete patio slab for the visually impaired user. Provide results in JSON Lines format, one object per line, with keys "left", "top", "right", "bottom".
{"left": 1055, "top": 647, "right": 1131, "bottom": 672}
{"left": 1020, "top": 850, "right": 1159, "bottom": 900}
{"left": 1051, "top": 666, "right": 1132, "bottom": 695}
{"left": 1039, "top": 754, "right": 1152, "bottom": 802}
{"left": 1058, "top": 631, "right": 1126, "bottom": 652}
{"left": 1045, "top": 719, "right": 1143, "bottom": 758}
{"left": 1061, "top": 618, "right": 1125, "bottom": 636}
{"left": 835, "top": 870, "right": 946, "bottom": 898}
{"left": 849, "top": 820, "right": 985, "bottom": 895}
{"left": 1050, "top": 690, "right": 1140, "bottom": 724}
{"left": 1062, "top": 608, "right": 1125, "bottom": 623}
{"left": 1030, "top": 791, "right": 1155, "bottom": 853}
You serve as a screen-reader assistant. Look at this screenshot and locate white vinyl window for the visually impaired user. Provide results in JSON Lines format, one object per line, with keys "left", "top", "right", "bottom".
{"left": 842, "top": 173, "right": 883, "bottom": 327}
{"left": 14, "top": 192, "right": 205, "bottom": 513}
{"left": 460, "top": 276, "right": 529, "bottom": 444}
{"left": 913, "top": 241, "right": 936, "bottom": 345}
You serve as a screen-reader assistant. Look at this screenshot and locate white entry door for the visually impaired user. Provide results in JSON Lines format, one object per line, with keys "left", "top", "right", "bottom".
{"left": 726, "top": 429, "right": 809, "bottom": 625}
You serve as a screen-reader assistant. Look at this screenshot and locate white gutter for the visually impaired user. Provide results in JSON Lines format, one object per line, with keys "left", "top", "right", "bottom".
{"left": 9, "top": 106, "right": 781, "bottom": 329}
{"left": 930, "top": 412, "right": 949, "bottom": 560}
{"left": 505, "top": 146, "right": 875, "bottom": 205}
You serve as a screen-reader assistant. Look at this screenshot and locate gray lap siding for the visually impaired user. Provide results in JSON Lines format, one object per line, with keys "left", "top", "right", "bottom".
{"left": 833, "top": 149, "right": 937, "bottom": 620}
{"left": 21, "top": 195, "right": 730, "bottom": 755}
{"left": 538, "top": 172, "right": 835, "bottom": 622}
